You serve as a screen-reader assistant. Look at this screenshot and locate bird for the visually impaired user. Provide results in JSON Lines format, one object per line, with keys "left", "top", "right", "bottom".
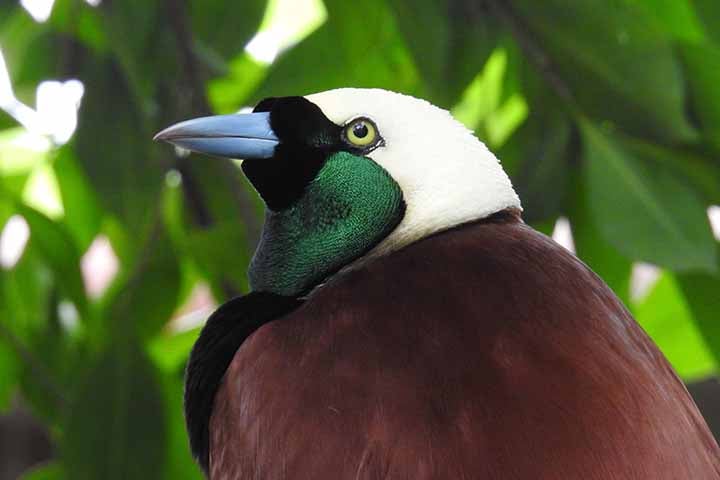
{"left": 155, "top": 88, "right": 720, "bottom": 479}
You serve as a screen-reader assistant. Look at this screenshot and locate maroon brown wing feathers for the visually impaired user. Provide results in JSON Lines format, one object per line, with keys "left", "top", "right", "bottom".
{"left": 210, "top": 217, "right": 720, "bottom": 479}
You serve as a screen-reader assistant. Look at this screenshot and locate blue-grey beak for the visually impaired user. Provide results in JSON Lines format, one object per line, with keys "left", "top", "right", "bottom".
{"left": 154, "top": 112, "right": 279, "bottom": 159}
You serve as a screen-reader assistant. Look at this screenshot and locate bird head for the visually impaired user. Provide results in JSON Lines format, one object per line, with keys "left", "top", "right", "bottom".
{"left": 155, "top": 88, "right": 521, "bottom": 296}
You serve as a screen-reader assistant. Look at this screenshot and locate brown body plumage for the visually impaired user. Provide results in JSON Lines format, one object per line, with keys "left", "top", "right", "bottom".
{"left": 209, "top": 212, "right": 720, "bottom": 479}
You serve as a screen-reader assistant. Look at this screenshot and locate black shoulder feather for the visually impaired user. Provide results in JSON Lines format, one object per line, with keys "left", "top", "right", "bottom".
{"left": 184, "top": 292, "right": 302, "bottom": 473}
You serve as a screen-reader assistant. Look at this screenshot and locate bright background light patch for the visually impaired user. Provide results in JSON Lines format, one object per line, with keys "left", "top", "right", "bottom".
{"left": 0, "top": 47, "right": 85, "bottom": 149}
{"left": 20, "top": 0, "right": 55, "bottom": 22}
{"left": 551, "top": 216, "right": 575, "bottom": 253}
{"left": 708, "top": 206, "right": 720, "bottom": 241}
{"left": 0, "top": 215, "right": 31, "bottom": 269}
{"left": 20, "top": 0, "right": 101, "bottom": 22}
{"left": 244, "top": 0, "right": 326, "bottom": 64}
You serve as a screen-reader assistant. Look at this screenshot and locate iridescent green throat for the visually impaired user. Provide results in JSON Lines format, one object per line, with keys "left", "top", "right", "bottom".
{"left": 248, "top": 151, "right": 405, "bottom": 296}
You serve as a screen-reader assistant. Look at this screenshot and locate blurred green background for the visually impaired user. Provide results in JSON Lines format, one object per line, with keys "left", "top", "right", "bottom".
{"left": 0, "top": 0, "right": 719, "bottom": 478}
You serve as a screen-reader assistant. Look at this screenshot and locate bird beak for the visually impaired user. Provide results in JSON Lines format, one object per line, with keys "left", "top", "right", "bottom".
{"left": 154, "top": 112, "right": 279, "bottom": 159}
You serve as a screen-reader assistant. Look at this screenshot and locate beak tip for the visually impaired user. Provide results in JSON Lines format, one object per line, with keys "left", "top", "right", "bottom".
{"left": 153, "top": 129, "right": 170, "bottom": 142}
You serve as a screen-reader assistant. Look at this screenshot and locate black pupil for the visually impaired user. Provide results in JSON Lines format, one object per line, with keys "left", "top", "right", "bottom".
{"left": 353, "top": 122, "right": 369, "bottom": 139}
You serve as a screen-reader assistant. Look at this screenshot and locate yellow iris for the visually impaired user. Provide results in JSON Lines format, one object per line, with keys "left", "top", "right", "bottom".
{"left": 344, "top": 118, "right": 378, "bottom": 148}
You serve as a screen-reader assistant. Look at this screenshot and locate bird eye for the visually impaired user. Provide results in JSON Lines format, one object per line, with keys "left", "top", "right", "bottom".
{"left": 343, "top": 118, "right": 380, "bottom": 149}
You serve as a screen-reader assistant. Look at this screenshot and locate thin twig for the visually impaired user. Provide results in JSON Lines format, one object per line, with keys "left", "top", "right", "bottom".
{"left": 484, "top": 0, "right": 576, "bottom": 106}
{"left": 162, "top": 0, "right": 264, "bottom": 250}
{"left": 162, "top": 0, "right": 216, "bottom": 229}
{"left": 162, "top": 0, "right": 255, "bottom": 299}
{"left": 163, "top": 0, "right": 211, "bottom": 115}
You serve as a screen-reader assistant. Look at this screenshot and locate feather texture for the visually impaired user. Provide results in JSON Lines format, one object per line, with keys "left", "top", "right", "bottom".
{"left": 210, "top": 212, "right": 720, "bottom": 479}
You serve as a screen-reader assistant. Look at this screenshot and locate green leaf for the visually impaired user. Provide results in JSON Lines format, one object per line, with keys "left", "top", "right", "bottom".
{"left": 74, "top": 59, "right": 164, "bottom": 241}
{"left": 581, "top": 121, "right": 716, "bottom": 272}
{"left": 680, "top": 43, "right": 720, "bottom": 150}
{"left": 97, "top": 0, "right": 163, "bottom": 110}
{"left": 0, "top": 257, "right": 70, "bottom": 424}
{"left": 254, "top": 0, "right": 421, "bottom": 100}
{"left": 386, "top": 0, "right": 498, "bottom": 106}
{"left": 451, "top": 48, "right": 507, "bottom": 131}
{"left": 19, "top": 462, "right": 64, "bottom": 480}
{"left": 501, "top": 109, "right": 571, "bottom": 224}
{"left": 161, "top": 181, "right": 207, "bottom": 308}
{"left": 53, "top": 147, "right": 102, "bottom": 252}
{"left": 167, "top": 161, "right": 258, "bottom": 297}
{"left": 186, "top": 222, "right": 250, "bottom": 296}
{"left": 452, "top": 45, "right": 529, "bottom": 149}
{"left": 0, "top": 128, "right": 50, "bottom": 178}
{"left": 63, "top": 344, "right": 166, "bottom": 480}
{"left": 159, "top": 374, "right": 204, "bottom": 480}
{"left": 101, "top": 226, "right": 181, "bottom": 342}
{"left": 17, "top": 205, "right": 88, "bottom": 315}
{"left": 634, "top": 273, "right": 716, "bottom": 381}
{"left": 634, "top": 0, "right": 706, "bottom": 42}
{"left": 624, "top": 139, "right": 720, "bottom": 205}
{"left": 149, "top": 327, "right": 201, "bottom": 374}
{"left": 0, "top": 334, "right": 19, "bottom": 411}
{"left": 207, "top": 0, "right": 328, "bottom": 112}
{"left": 51, "top": 0, "right": 109, "bottom": 53}
{"left": 0, "top": 248, "right": 54, "bottom": 341}
{"left": 0, "top": 128, "right": 47, "bottom": 221}
{"left": 0, "top": 7, "right": 57, "bottom": 104}
{"left": 568, "top": 174, "right": 632, "bottom": 304}
{"left": 677, "top": 260, "right": 720, "bottom": 366}
{"left": 512, "top": 0, "right": 696, "bottom": 142}
{"left": 691, "top": 0, "right": 720, "bottom": 45}
{"left": 189, "top": 0, "right": 266, "bottom": 60}
{"left": 208, "top": 54, "right": 268, "bottom": 113}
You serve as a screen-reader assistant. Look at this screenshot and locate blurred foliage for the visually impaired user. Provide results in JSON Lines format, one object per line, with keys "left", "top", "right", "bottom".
{"left": 0, "top": 0, "right": 719, "bottom": 478}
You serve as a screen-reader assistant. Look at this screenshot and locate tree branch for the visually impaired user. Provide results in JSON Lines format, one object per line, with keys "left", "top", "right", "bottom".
{"left": 484, "top": 0, "right": 576, "bottom": 106}
{"left": 161, "top": 0, "right": 268, "bottom": 299}
{"left": 163, "top": 0, "right": 211, "bottom": 116}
